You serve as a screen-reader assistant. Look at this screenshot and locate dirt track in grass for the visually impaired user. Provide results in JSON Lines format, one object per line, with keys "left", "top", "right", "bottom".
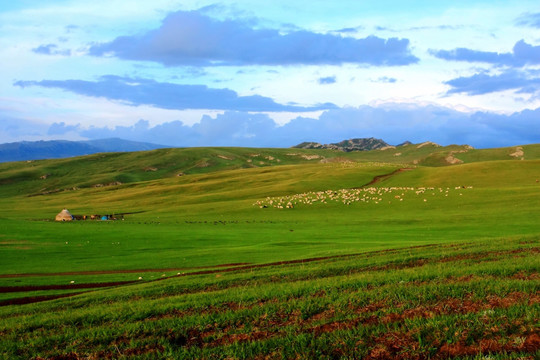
{"left": 0, "top": 293, "right": 81, "bottom": 306}
{"left": 0, "top": 243, "right": 442, "bottom": 280}
{"left": 0, "top": 281, "right": 138, "bottom": 293}
{"left": 359, "top": 167, "right": 414, "bottom": 187}
{"left": 1, "top": 245, "right": 536, "bottom": 306}
{"left": 0, "top": 262, "right": 252, "bottom": 278}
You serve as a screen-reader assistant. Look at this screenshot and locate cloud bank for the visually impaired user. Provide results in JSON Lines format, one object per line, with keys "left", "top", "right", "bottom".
{"left": 15, "top": 76, "right": 336, "bottom": 112}
{"left": 46, "top": 105, "right": 540, "bottom": 149}
{"left": 445, "top": 70, "right": 540, "bottom": 95}
{"left": 89, "top": 10, "right": 419, "bottom": 66}
{"left": 431, "top": 40, "right": 540, "bottom": 68}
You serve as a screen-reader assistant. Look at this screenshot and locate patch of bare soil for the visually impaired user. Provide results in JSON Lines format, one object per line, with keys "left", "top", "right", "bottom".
{"left": 510, "top": 146, "right": 524, "bottom": 158}
{"left": 417, "top": 141, "right": 440, "bottom": 149}
{"left": 445, "top": 152, "right": 464, "bottom": 164}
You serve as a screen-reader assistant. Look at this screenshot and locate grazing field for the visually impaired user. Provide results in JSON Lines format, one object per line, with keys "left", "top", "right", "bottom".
{"left": 0, "top": 144, "right": 539, "bottom": 358}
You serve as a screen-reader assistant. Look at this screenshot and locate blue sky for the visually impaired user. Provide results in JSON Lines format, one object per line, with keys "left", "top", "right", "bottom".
{"left": 1, "top": 1, "right": 539, "bottom": 147}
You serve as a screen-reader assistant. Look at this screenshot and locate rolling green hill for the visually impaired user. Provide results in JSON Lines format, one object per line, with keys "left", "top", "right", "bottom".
{"left": 0, "top": 143, "right": 539, "bottom": 359}
{"left": 1, "top": 142, "right": 539, "bottom": 198}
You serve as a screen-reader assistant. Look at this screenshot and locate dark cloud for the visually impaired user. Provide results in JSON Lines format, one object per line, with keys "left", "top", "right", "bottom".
{"left": 71, "top": 105, "right": 540, "bottom": 149}
{"left": 318, "top": 76, "right": 336, "bottom": 85}
{"left": 32, "top": 44, "right": 71, "bottom": 56}
{"left": 444, "top": 69, "right": 540, "bottom": 95}
{"left": 14, "top": 76, "right": 335, "bottom": 112}
{"left": 430, "top": 40, "right": 540, "bottom": 67}
{"left": 88, "top": 10, "right": 418, "bottom": 66}
{"left": 516, "top": 12, "right": 540, "bottom": 28}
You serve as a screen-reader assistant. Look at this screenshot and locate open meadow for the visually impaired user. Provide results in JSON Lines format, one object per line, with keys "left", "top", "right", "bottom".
{"left": 0, "top": 143, "right": 539, "bottom": 359}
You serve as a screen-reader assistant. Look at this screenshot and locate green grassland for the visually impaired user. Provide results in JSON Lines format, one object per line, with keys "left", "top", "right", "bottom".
{"left": 0, "top": 143, "right": 539, "bottom": 359}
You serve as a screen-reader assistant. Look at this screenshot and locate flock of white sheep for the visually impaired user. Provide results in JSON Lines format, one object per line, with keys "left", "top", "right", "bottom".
{"left": 254, "top": 186, "right": 473, "bottom": 209}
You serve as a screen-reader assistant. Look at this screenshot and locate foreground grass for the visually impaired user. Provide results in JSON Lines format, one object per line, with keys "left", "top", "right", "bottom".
{"left": 0, "top": 236, "right": 538, "bottom": 359}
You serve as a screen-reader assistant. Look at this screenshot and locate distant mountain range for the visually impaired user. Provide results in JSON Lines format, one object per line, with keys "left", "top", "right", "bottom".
{"left": 0, "top": 138, "right": 168, "bottom": 162}
{"left": 293, "top": 138, "right": 412, "bottom": 152}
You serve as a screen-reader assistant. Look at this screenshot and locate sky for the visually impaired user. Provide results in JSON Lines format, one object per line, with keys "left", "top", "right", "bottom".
{"left": 1, "top": 0, "right": 539, "bottom": 148}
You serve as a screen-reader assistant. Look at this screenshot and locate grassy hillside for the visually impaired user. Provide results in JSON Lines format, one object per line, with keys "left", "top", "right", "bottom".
{"left": 2, "top": 142, "right": 539, "bottom": 198}
{"left": 0, "top": 144, "right": 539, "bottom": 358}
{"left": 0, "top": 147, "right": 344, "bottom": 198}
{"left": 347, "top": 142, "right": 540, "bottom": 166}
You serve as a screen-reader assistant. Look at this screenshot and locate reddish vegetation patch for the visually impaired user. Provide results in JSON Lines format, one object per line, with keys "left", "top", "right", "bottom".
{"left": 310, "top": 319, "right": 359, "bottom": 336}
{"left": 364, "top": 331, "right": 540, "bottom": 360}
{"left": 511, "top": 271, "right": 539, "bottom": 280}
{"left": 112, "top": 343, "right": 165, "bottom": 359}
{"left": 438, "top": 333, "right": 540, "bottom": 358}
{"left": 521, "top": 333, "right": 540, "bottom": 352}
{"left": 368, "top": 332, "right": 420, "bottom": 360}
{"left": 173, "top": 309, "right": 303, "bottom": 348}
{"left": 83, "top": 342, "right": 166, "bottom": 360}
{"left": 310, "top": 289, "right": 327, "bottom": 298}
{"left": 35, "top": 352, "right": 82, "bottom": 360}
{"left": 209, "top": 329, "right": 282, "bottom": 347}
{"left": 380, "top": 291, "right": 538, "bottom": 324}
{"left": 175, "top": 290, "right": 539, "bottom": 354}
{"left": 360, "top": 292, "right": 540, "bottom": 359}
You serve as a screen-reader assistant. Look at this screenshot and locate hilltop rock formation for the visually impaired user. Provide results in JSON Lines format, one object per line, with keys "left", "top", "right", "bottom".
{"left": 293, "top": 138, "right": 418, "bottom": 152}
{"left": 293, "top": 138, "right": 390, "bottom": 152}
